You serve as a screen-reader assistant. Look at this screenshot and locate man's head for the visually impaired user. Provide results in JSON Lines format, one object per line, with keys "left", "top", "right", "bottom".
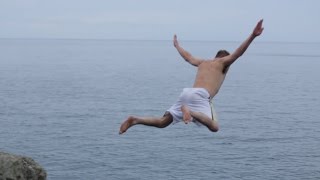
{"left": 215, "top": 49, "right": 230, "bottom": 58}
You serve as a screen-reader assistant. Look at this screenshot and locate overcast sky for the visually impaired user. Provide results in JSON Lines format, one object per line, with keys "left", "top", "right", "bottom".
{"left": 0, "top": 0, "right": 319, "bottom": 42}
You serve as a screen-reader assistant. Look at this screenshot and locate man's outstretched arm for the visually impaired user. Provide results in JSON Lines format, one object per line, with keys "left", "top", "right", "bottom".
{"left": 173, "top": 34, "right": 204, "bottom": 66}
{"left": 221, "top": 19, "right": 264, "bottom": 66}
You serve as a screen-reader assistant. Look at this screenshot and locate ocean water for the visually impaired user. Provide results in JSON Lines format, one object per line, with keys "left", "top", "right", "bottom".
{"left": 0, "top": 39, "right": 320, "bottom": 180}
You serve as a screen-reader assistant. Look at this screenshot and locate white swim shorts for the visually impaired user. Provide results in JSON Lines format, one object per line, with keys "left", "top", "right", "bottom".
{"left": 167, "top": 88, "right": 218, "bottom": 126}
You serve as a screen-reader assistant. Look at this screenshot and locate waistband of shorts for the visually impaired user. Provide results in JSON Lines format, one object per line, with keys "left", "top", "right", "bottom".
{"left": 183, "top": 88, "right": 211, "bottom": 99}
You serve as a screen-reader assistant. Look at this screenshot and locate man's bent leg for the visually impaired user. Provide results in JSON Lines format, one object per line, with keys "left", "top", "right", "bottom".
{"left": 181, "top": 105, "right": 219, "bottom": 132}
{"left": 181, "top": 105, "right": 192, "bottom": 124}
{"left": 119, "top": 113, "right": 173, "bottom": 134}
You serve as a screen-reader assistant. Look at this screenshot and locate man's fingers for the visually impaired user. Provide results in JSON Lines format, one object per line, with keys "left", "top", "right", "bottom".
{"left": 258, "top": 19, "right": 263, "bottom": 27}
{"left": 173, "top": 34, "right": 179, "bottom": 47}
{"left": 258, "top": 19, "right": 263, "bottom": 24}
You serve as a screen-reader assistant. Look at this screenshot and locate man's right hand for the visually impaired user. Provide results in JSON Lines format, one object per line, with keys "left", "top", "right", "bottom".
{"left": 173, "top": 34, "right": 179, "bottom": 48}
{"left": 252, "top": 19, "right": 264, "bottom": 37}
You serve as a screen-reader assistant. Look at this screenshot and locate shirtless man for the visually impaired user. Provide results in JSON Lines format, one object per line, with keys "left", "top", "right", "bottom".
{"left": 119, "top": 19, "right": 264, "bottom": 134}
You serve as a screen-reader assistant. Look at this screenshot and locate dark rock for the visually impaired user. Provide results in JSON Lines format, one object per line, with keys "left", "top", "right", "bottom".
{"left": 0, "top": 152, "right": 46, "bottom": 180}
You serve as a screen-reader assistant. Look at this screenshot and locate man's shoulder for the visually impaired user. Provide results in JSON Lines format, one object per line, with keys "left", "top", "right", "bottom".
{"left": 209, "top": 58, "right": 228, "bottom": 71}
{"left": 210, "top": 58, "right": 225, "bottom": 66}
{"left": 199, "top": 58, "right": 225, "bottom": 67}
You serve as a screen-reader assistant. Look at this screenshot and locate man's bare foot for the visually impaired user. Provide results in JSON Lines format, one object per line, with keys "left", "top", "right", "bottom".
{"left": 181, "top": 105, "right": 192, "bottom": 124}
{"left": 119, "top": 116, "right": 136, "bottom": 134}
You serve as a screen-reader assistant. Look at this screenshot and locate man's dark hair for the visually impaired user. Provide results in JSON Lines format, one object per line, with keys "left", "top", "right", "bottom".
{"left": 215, "top": 50, "right": 230, "bottom": 58}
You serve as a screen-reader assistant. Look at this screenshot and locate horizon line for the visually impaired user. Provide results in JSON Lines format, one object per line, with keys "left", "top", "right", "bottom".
{"left": 0, "top": 37, "right": 319, "bottom": 44}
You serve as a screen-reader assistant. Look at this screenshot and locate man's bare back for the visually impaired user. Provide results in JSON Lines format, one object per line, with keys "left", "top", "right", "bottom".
{"left": 119, "top": 19, "right": 264, "bottom": 134}
{"left": 193, "top": 60, "right": 228, "bottom": 98}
